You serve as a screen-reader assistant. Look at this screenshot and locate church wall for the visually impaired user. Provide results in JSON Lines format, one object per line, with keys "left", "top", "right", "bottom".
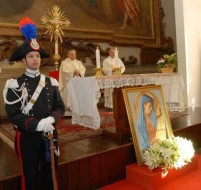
{"left": 183, "top": 0, "right": 201, "bottom": 107}
{"left": 174, "top": 0, "right": 188, "bottom": 106}
{"left": 174, "top": 0, "right": 201, "bottom": 107}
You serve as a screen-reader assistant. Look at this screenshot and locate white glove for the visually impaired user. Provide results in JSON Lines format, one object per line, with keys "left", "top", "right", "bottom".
{"left": 39, "top": 116, "right": 55, "bottom": 126}
{"left": 43, "top": 124, "right": 55, "bottom": 134}
{"left": 36, "top": 123, "right": 55, "bottom": 134}
{"left": 36, "top": 116, "right": 55, "bottom": 133}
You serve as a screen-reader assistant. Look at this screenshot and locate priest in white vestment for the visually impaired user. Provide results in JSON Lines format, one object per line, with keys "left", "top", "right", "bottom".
{"left": 102, "top": 48, "right": 125, "bottom": 109}
{"left": 59, "top": 49, "right": 86, "bottom": 111}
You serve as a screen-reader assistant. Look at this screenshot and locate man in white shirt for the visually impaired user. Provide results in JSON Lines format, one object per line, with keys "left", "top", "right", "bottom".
{"left": 59, "top": 49, "right": 86, "bottom": 113}
{"left": 102, "top": 48, "right": 125, "bottom": 110}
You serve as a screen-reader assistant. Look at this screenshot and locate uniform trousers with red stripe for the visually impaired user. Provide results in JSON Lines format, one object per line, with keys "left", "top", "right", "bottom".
{"left": 15, "top": 130, "right": 58, "bottom": 190}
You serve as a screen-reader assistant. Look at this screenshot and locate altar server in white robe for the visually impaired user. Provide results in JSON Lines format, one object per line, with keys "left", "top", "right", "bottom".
{"left": 102, "top": 48, "right": 125, "bottom": 109}
{"left": 59, "top": 49, "right": 86, "bottom": 111}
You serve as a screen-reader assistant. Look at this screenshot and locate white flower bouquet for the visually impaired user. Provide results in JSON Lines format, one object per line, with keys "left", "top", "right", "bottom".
{"left": 143, "top": 136, "right": 195, "bottom": 172}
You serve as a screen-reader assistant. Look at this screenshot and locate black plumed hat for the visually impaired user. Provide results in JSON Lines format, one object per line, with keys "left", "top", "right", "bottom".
{"left": 9, "top": 17, "right": 50, "bottom": 62}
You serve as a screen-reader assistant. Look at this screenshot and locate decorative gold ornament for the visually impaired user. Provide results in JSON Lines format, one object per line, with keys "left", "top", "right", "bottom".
{"left": 95, "top": 67, "right": 103, "bottom": 76}
{"left": 41, "top": 5, "right": 71, "bottom": 70}
{"left": 113, "top": 67, "right": 121, "bottom": 75}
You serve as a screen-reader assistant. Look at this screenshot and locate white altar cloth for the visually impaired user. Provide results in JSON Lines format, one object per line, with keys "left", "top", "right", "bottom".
{"left": 96, "top": 73, "right": 185, "bottom": 112}
{"left": 67, "top": 76, "right": 101, "bottom": 129}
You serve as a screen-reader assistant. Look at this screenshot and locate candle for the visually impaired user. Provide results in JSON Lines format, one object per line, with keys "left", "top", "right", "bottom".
{"left": 114, "top": 47, "right": 119, "bottom": 67}
{"left": 96, "top": 47, "right": 100, "bottom": 68}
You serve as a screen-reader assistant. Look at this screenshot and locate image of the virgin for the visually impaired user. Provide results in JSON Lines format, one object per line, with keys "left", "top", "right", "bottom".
{"left": 136, "top": 94, "right": 157, "bottom": 151}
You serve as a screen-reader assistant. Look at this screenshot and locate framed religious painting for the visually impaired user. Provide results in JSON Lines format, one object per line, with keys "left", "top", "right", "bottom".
{"left": 0, "top": 0, "right": 162, "bottom": 46}
{"left": 122, "top": 85, "right": 174, "bottom": 166}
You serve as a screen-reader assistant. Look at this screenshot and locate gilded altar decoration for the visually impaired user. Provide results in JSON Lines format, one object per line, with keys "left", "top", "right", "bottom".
{"left": 41, "top": 5, "right": 71, "bottom": 70}
{"left": 95, "top": 67, "right": 103, "bottom": 76}
{"left": 157, "top": 53, "right": 177, "bottom": 73}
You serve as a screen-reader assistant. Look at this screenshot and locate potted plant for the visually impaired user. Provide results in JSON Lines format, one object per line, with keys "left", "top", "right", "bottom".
{"left": 157, "top": 53, "right": 177, "bottom": 73}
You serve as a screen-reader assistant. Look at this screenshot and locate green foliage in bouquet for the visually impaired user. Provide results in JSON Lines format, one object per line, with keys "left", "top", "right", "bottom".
{"left": 157, "top": 53, "right": 177, "bottom": 72}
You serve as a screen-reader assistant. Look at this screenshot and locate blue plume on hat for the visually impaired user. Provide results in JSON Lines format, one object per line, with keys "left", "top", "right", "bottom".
{"left": 9, "top": 17, "right": 50, "bottom": 62}
{"left": 19, "top": 17, "right": 37, "bottom": 40}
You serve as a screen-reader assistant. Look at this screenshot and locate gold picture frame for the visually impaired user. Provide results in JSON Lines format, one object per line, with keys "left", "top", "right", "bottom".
{"left": 0, "top": 0, "right": 161, "bottom": 46}
{"left": 122, "top": 85, "right": 174, "bottom": 166}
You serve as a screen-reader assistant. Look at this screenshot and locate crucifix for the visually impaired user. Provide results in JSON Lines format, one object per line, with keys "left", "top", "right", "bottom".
{"left": 41, "top": 5, "right": 71, "bottom": 70}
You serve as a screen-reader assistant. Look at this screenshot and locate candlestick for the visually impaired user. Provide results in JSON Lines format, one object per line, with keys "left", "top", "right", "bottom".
{"left": 96, "top": 47, "right": 100, "bottom": 68}
{"left": 95, "top": 67, "right": 103, "bottom": 76}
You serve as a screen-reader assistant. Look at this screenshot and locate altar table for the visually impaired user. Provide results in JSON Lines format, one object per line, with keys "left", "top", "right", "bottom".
{"left": 96, "top": 73, "right": 185, "bottom": 138}
{"left": 96, "top": 73, "right": 185, "bottom": 112}
{"left": 68, "top": 73, "right": 184, "bottom": 136}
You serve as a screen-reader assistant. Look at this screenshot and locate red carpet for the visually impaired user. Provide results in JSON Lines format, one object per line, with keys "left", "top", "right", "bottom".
{"left": 101, "top": 155, "right": 201, "bottom": 190}
{"left": 0, "top": 111, "right": 115, "bottom": 146}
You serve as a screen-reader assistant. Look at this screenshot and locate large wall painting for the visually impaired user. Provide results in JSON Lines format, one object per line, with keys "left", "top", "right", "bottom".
{"left": 0, "top": 0, "right": 162, "bottom": 46}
